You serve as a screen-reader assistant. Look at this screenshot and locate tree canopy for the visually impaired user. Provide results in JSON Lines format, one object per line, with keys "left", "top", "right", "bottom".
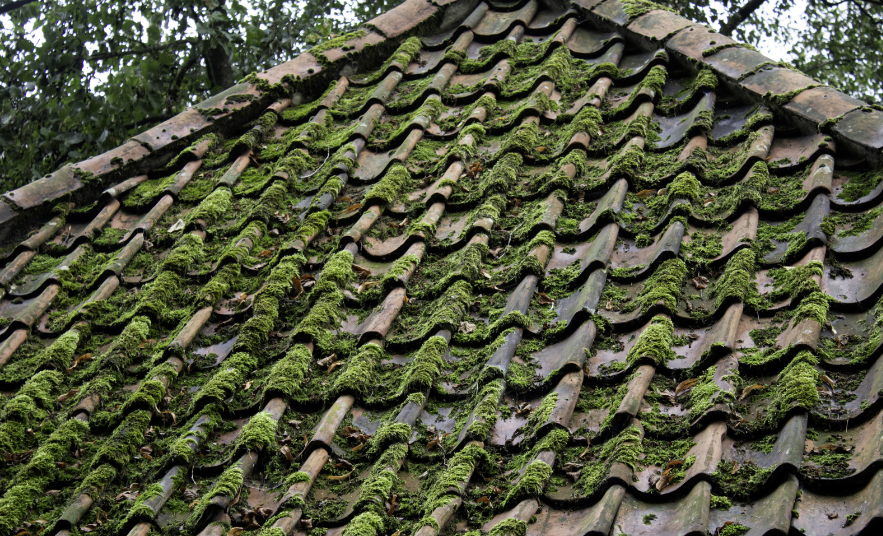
{"left": 0, "top": 0, "right": 880, "bottom": 192}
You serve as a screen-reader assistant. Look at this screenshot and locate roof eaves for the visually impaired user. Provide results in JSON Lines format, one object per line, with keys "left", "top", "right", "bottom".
{"left": 575, "top": 0, "right": 883, "bottom": 162}
{"left": 0, "top": 0, "right": 478, "bottom": 224}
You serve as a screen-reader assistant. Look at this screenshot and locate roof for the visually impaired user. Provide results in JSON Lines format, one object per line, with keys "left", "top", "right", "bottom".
{"left": 1, "top": 1, "right": 882, "bottom": 535}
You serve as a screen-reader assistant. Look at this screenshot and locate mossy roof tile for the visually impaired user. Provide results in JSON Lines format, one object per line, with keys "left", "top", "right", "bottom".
{"left": 2, "top": 2, "right": 883, "bottom": 536}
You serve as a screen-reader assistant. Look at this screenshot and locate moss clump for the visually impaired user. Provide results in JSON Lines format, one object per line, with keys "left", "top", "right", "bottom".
{"left": 197, "top": 263, "right": 240, "bottom": 307}
{"left": 0, "top": 419, "right": 90, "bottom": 536}
{"left": 293, "top": 250, "right": 355, "bottom": 353}
{"left": 622, "top": 258, "right": 687, "bottom": 314}
{"left": 162, "top": 233, "right": 205, "bottom": 273}
{"left": 710, "top": 494, "right": 732, "bottom": 510}
{"left": 625, "top": 315, "right": 675, "bottom": 368}
{"left": 425, "top": 443, "right": 488, "bottom": 508}
{"left": 621, "top": 0, "right": 675, "bottom": 18}
{"left": 263, "top": 344, "right": 312, "bottom": 399}
{"left": 710, "top": 249, "right": 757, "bottom": 310}
{"left": 429, "top": 242, "right": 487, "bottom": 295}
{"left": 577, "top": 425, "right": 643, "bottom": 497}
{"left": 364, "top": 162, "right": 412, "bottom": 206}
{"left": 398, "top": 335, "right": 447, "bottom": 393}
{"left": 92, "top": 410, "right": 152, "bottom": 468}
{"left": 234, "top": 253, "right": 305, "bottom": 355}
{"left": 190, "top": 352, "right": 257, "bottom": 410}
{"left": 710, "top": 460, "right": 772, "bottom": 500}
{"left": 293, "top": 210, "right": 331, "bottom": 246}
{"left": 667, "top": 171, "right": 701, "bottom": 203}
{"left": 342, "top": 512, "right": 384, "bottom": 536}
{"left": 503, "top": 459, "right": 552, "bottom": 506}
{"left": 118, "top": 482, "right": 164, "bottom": 528}
{"left": 606, "top": 65, "right": 668, "bottom": 117}
{"left": 186, "top": 187, "right": 233, "bottom": 228}
{"left": 391, "top": 279, "right": 471, "bottom": 344}
{"left": 334, "top": 343, "right": 384, "bottom": 395}
{"left": 169, "top": 404, "right": 223, "bottom": 464}
{"left": 465, "top": 379, "right": 504, "bottom": 440}
{"left": 120, "top": 379, "right": 167, "bottom": 413}
{"left": 718, "top": 524, "right": 749, "bottom": 536}
{"left": 488, "top": 519, "right": 527, "bottom": 536}
{"left": 236, "top": 411, "right": 278, "bottom": 452}
{"left": 776, "top": 351, "right": 820, "bottom": 411}
{"left": 369, "top": 423, "right": 411, "bottom": 453}
{"left": 185, "top": 463, "right": 244, "bottom": 533}
{"left": 526, "top": 391, "right": 558, "bottom": 436}
{"left": 358, "top": 443, "right": 407, "bottom": 505}
{"left": 75, "top": 464, "right": 117, "bottom": 499}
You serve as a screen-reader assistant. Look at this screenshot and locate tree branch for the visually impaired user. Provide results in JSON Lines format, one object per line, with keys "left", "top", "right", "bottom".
{"left": 86, "top": 40, "right": 190, "bottom": 61}
{"left": 0, "top": 0, "right": 37, "bottom": 15}
{"left": 123, "top": 114, "right": 174, "bottom": 131}
{"left": 720, "top": 0, "right": 769, "bottom": 36}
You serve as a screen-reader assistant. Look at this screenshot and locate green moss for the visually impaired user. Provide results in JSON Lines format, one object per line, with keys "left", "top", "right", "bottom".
{"left": 710, "top": 249, "right": 758, "bottom": 310}
{"left": 236, "top": 411, "right": 278, "bottom": 452}
{"left": 626, "top": 315, "right": 675, "bottom": 367}
{"left": 622, "top": 258, "right": 686, "bottom": 314}
{"left": 310, "top": 30, "right": 367, "bottom": 57}
{"left": 294, "top": 251, "right": 355, "bottom": 353}
{"left": 503, "top": 459, "right": 552, "bottom": 506}
{"left": 119, "top": 482, "right": 164, "bottom": 528}
{"left": 93, "top": 410, "right": 152, "bottom": 468}
{"left": 835, "top": 169, "right": 883, "bottom": 202}
{"left": 369, "top": 423, "right": 411, "bottom": 453}
{"left": 718, "top": 524, "right": 749, "bottom": 536}
{"left": 295, "top": 210, "right": 332, "bottom": 245}
{"left": 121, "top": 379, "right": 166, "bottom": 413}
{"left": 334, "top": 343, "right": 384, "bottom": 395}
{"left": 166, "top": 133, "right": 222, "bottom": 169}
{"left": 342, "top": 512, "right": 384, "bottom": 536}
{"left": 425, "top": 443, "right": 487, "bottom": 508}
{"left": 621, "top": 0, "right": 675, "bottom": 18}
{"left": 526, "top": 392, "right": 558, "bottom": 436}
{"left": 398, "top": 335, "right": 447, "bottom": 393}
{"left": 710, "top": 494, "right": 732, "bottom": 510}
{"left": 844, "top": 512, "right": 861, "bottom": 526}
{"left": 465, "top": 379, "right": 504, "bottom": 440}
{"left": 0, "top": 419, "right": 90, "bottom": 536}
{"left": 162, "top": 233, "right": 204, "bottom": 273}
{"left": 577, "top": 425, "right": 643, "bottom": 497}
{"left": 606, "top": 65, "right": 667, "bottom": 117}
{"left": 198, "top": 263, "right": 240, "bottom": 307}
{"left": 488, "top": 519, "right": 527, "bottom": 536}
{"left": 186, "top": 186, "right": 233, "bottom": 227}
{"left": 285, "top": 471, "right": 312, "bottom": 487}
{"left": 234, "top": 252, "right": 305, "bottom": 355}
{"left": 75, "top": 464, "right": 117, "bottom": 499}
{"left": 667, "top": 171, "right": 701, "bottom": 202}
{"left": 263, "top": 344, "right": 312, "bottom": 399}
{"left": 364, "top": 163, "right": 412, "bottom": 206}
{"left": 358, "top": 442, "right": 407, "bottom": 505}
{"left": 190, "top": 352, "right": 257, "bottom": 409}
{"left": 185, "top": 463, "right": 244, "bottom": 533}
{"left": 391, "top": 279, "right": 471, "bottom": 344}
{"left": 765, "top": 84, "right": 821, "bottom": 106}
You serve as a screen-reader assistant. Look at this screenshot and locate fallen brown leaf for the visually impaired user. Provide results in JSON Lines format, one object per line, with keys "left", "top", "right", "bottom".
{"left": 739, "top": 384, "right": 764, "bottom": 401}
{"left": 675, "top": 378, "right": 699, "bottom": 397}
{"left": 327, "top": 470, "right": 353, "bottom": 481}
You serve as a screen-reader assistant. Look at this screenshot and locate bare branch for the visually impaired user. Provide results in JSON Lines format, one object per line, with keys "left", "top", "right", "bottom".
{"left": 0, "top": 0, "right": 37, "bottom": 16}
{"left": 720, "top": 0, "right": 769, "bottom": 36}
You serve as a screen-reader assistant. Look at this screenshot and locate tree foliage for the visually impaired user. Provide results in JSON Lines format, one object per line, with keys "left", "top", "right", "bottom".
{"left": 0, "top": 0, "right": 398, "bottom": 191}
{"left": 0, "top": 0, "right": 880, "bottom": 192}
